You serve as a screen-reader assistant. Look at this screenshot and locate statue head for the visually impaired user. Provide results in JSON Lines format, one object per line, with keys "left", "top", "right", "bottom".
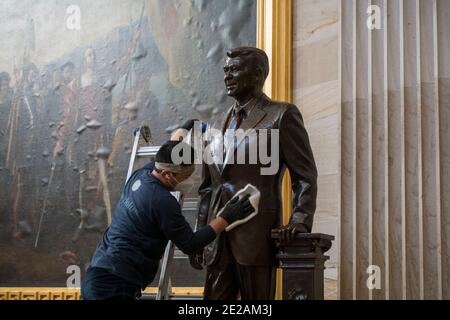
{"left": 223, "top": 47, "right": 269, "bottom": 101}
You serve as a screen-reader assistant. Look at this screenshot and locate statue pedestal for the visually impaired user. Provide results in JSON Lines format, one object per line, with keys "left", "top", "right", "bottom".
{"left": 271, "top": 231, "right": 334, "bottom": 300}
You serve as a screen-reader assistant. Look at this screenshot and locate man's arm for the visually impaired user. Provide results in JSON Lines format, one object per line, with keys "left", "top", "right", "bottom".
{"left": 158, "top": 194, "right": 254, "bottom": 255}
{"left": 279, "top": 104, "right": 318, "bottom": 233}
{"left": 158, "top": 195, "right": 216, "bottom": 256}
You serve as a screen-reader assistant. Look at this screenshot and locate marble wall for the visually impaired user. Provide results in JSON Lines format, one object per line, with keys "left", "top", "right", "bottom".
{"left": 339, "top": 0, "right": 450, "bottom": 300}
{"left": 294, "top": 0, "right": 450, "bottom": 300}
{"left": 293, "top": 0, "right": 340, "bottom": 275}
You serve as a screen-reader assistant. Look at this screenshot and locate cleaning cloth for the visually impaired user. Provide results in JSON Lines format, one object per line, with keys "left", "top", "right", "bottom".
{"left": 216, "top": 184, "right": 260, "bottom": 231}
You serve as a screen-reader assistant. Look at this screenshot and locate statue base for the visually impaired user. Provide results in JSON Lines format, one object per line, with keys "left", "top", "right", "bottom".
{"left": 271, "top": 231, "right": 334, "bottom": 300}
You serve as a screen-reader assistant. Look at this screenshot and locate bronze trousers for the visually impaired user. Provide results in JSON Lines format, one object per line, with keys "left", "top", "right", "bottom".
{"left": 203, "top": 234, "right": 276, "bottom": 300}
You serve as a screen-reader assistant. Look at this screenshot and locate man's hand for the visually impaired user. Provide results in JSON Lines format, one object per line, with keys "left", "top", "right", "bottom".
{"left": 178, "top": 119, "right": 207, "bottom": 133}
{"left": 179, "top": 119, "right": 199, "bottom": 131}
{"left": 170, "top": 128, "right": 188, "bottom": 141}
{"left": 189, "top": 251, "right": 204, "bottom": 270}
{"left": 277, "top": 222, "right": 309, "bottom": 243}
{"left": 171, "top": 119, "right": 207, "bottom": 141}
{"left": 171, "top": 119, "right": 199, "bottom": 141}
{"left": 220, "top": 194, "right": 255, "bottom": 225}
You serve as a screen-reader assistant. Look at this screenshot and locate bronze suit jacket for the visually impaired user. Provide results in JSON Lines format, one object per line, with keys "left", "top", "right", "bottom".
{"left": 196, "top": 94, "right": 317, "bottom": 266}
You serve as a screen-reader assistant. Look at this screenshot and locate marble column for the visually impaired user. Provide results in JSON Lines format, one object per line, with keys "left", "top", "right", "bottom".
{"left": 339, "top": 0, "right": 450, "bottom": 300}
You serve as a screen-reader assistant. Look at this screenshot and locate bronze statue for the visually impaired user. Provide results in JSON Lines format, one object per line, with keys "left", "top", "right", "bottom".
{"left": 190, "top": 47, "right": 318, "bottom": 300}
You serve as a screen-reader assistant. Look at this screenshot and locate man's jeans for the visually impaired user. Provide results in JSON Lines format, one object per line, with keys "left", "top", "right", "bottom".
{"left": 81, "top": 267, "right": 142, "bottom": 300}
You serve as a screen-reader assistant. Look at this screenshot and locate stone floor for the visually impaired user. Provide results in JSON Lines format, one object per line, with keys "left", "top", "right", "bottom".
{"left": 324, "top": 278, "right": 338, "bottom": 300}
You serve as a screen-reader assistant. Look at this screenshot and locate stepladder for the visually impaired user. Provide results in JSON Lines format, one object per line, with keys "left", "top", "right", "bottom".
{"left": 125, "top": 125, "right": 180, "bottom": 300}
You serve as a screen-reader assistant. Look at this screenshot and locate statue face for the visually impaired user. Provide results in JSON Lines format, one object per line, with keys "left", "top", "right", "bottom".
{"left": 223, "top": 57, "right": 257, "bottom": 99}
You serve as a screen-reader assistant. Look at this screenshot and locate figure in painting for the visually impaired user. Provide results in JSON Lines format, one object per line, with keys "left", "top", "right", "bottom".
{"left": 6, "top": 63, "right": 42, "bottom": 240}
{"left": 71, "top": 46, "right": 112, "bottom": 243}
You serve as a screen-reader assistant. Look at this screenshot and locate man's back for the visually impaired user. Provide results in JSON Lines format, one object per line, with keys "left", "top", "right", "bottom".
{"left": 90, "top": 162, "right": 174, "bottom": 288}
{"left": 89, "top": 161, "right": 217, "bottom": 289}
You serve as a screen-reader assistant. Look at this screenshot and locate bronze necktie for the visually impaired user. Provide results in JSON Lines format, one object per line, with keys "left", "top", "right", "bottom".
{"left": 227, "top": 108, "right": 245, "bottom": 131}
{"left": 220, "top": 108, "right": 245, "bottom": 170}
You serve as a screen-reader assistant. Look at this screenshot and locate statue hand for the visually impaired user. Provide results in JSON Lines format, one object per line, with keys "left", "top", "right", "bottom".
{"left": 277, "top": 223, "right": 309, "bottom": 243}
{"left": 189, "top": 251, "right": 204, "bottom": 270}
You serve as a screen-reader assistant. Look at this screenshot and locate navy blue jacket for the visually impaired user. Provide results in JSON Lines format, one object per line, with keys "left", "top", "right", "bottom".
{"left": 90, "top": 161, "right": 216, "bottom": 289}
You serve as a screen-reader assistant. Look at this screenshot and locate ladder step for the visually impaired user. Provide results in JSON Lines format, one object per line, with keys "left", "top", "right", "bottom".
{"left": 137, "top": 146, "right": 160, "bottom": 157}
